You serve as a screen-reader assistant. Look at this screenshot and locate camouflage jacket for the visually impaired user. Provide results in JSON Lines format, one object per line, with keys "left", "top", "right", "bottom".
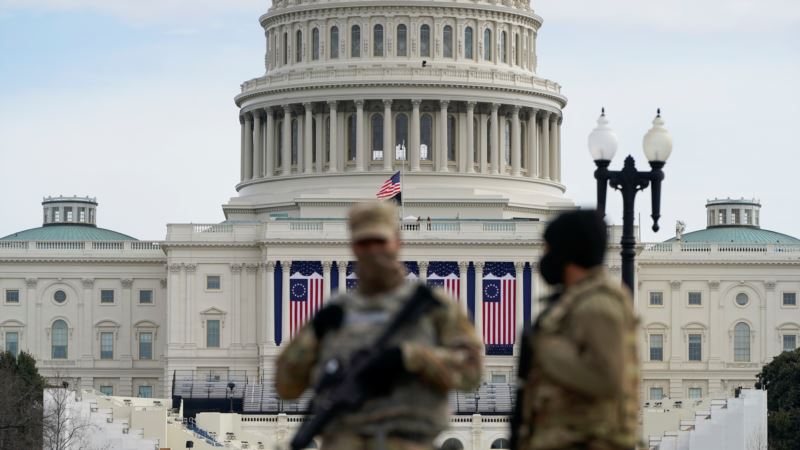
{"left": 517, "top": 268, "right": 640, "bottom": 450}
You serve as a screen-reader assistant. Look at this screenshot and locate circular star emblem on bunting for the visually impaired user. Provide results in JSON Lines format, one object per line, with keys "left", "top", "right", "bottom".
{"left": 292, "top": 283, "right": 307, "bottom": 298}
{"left": 484, "top": 284, "right": 499, "bottom": 299}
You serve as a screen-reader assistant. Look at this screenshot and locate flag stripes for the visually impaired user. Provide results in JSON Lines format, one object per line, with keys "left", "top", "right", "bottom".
{"left": 289, "top": 261, "right": 324, "bottom": 338}
{"left": 377, "top": 171, "right": 401, "bottom": 200}
{"left": 482, "top": 262, "right": 516, "bottom": 346}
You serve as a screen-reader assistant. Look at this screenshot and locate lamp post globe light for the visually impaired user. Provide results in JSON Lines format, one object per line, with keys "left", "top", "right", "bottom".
{"left": 589, "top": 109, "right": 673, "bottom": 292}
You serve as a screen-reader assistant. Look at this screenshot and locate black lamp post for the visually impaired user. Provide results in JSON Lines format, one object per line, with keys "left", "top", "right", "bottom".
{"left": 589, "top": 108, "right": 673, "bottom": 292}
{"left": 227, "top": 382, "right": 236, "bottom": 413}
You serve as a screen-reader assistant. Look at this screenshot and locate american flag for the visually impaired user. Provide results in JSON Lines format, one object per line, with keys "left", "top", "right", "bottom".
{"left": 482, "top": 262, "right": 516, "bottom": 346}
{"left": 376, "top": 171, "right": 401, "bottom": 201}
{"left": 404, "top": 261, "right": 419, "bottom": 283}
{"left": 289, "top": 261, "right": 324, "bottom": 338}
{"left": 427, "top": 261, "right": 460, "bottom": 302}
{"left": 345, "top": 261, "right": 358, "bottom": 291}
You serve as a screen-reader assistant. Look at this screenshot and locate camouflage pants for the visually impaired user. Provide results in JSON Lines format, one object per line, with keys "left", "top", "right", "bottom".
{"left": 543, "top": 444, "right": 630, "bottom": 450}
{"left": 320, "top": 431, "right": 434, "bottom": 450}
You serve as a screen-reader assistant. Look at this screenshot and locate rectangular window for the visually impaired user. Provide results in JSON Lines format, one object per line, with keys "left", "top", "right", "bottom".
{"left": 649, "top": 387, "right": 663, "bottom": 401}
{"left": 688, "top": 387, "right": 702, "bottom": 399}
{"left": 206, "top": 276, "right": 221, "bottom": 290}
{"left": 138, "top": 385, "right": 153, "bottom": 398}
{"left": 688, "top": 334, "right": 702, "bottom": 361}
{"left": 207, "top": 320, "right": 221, "bottom": 348}
{"left": 99, "top": 386, "right": 114, "bottom": 396}
{"left": 5, "top": 289, "right": 19, "bottom": 303}
{"left": 5, "top": 332, "right": 18, "bottom": 357}
{"left": 139, "top": 290, "right": 153, "bottom": 304}
{"left": 100, "top": 332, "right": 114, "bottom": 360}
{"left": 732, "top": 209, "right": 740, "bottom": 224}
{"left": 688, "top": 292, "right": 702, "bottom": 306}
{"left": 100, "top": 289, "right": 115, "bottom": 304}
{"left": 491, "top": 373, "right": 507, "bottom": 383}
{"left": 784, "top": 335, "right": 797, "bottom": 352}
{"left": 65, "top": 208, "right": 73, "bottom": 221}
{"left": 138, "top": 332, "right": 153, "bottom": 360}
{"left": 649, "top": 334, "right": 664, "bottom": 361}
{"left": 649, "top": 291, "right": 663, "bottom": 306}
{"left": 783, "top": 292, "right": 797, "bottom": 306}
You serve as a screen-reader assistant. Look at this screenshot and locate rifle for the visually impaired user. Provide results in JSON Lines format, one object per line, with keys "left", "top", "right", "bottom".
{"left": 290, "top": 284, "right": 442, "bottom": 450}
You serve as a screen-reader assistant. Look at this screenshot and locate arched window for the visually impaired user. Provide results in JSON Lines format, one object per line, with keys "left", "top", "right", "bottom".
{"left": 276, "top": 121, "right": 283, "bottom": 168}
{"left": 464, "top": 26, "right": 474, "bottom": 59}
{"left": 295, "top": 30, "right": 303, "bottom": 63}
{"left": 351, "top": 25, "right": 361, "bottom": 57}
{"left": 395, "top": 114, "right": 408, "bottom": 160}
{"left": 396, "top": 24, "right": 408, "bottom": 57}
{"left": 483, "top": 28, "right": 492, "bottom": 61}
{"left": 420, "top": 114, "right": 433, "bottom": 160}
{"left": 330, "top": 26, "right": 339, "bottom": 59}
{"left": 371, "top": 114, "right": 384, "bottom": 160}
{"left": 283, "top": 31, "right": 288, "bottom": 65}
{"left": 734, "top": 322, "right": 751, "bottom": 362}
{"left": 373, "top": 24, "right": 384, "bottom": 57}
{"left": 491, "top": 438, "right": 511, "bottom": 449}
{"left": 52, "top": 319, "right": 68, "bottom": 359}
{"left": 443, "top": 25, "right": 453, "bottom": 58}
{"left": 447, "top": 115, "right": 456, "bottom": 162}
{"left": 420, "top": 24, "right": 431, "bottom": 57}
{"left": 441, "top": 438, "right": 464, "bottom": 450}
{"left": 500, "top": 30, "right": 508, "bottom": 63}
{"left": 347, "top": 115, "right": 357, "bottom": 161}
{"left": 291, "top": 119, "right": 299, "bottom": 165}
{"left": 504, "top": 118, "right": 511, "bottom": 166}
{"left": 312, "top": 28, "right": 320, "bottom": 60}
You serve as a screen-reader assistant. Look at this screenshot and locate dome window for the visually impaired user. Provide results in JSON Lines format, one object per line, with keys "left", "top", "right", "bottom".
{"left": 464, "top": 26, "right": 474, "bottom": 59}
{"left": 483, "top": 28, "right": 492, "bottom": 61}
{"left": 54, "top": 290, "right": 67, "bottom": 304}
{"left": 735, "top": 293, "right": 749, "bottom": 306}
{"left": 420, "top": 24, "right": 430, "bottom": 57}
{"left": 396, "top": 24, "right": 407, "bottom": 57}
{"left": 443, "top": 25, "right": 453, "bottom": 58}
{"left": 330, "top": 26, "right": 339, "bottom": 59}
{"left": 373, "top": 25, "right": 384, "bottom": 57}
{"left": 350, "top": 25, "right": 361, "bottom": 58}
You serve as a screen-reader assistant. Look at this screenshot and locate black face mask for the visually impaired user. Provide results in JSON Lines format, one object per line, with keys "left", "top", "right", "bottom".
{"left": 539, "top": 251, "right": 565, "bottom": 286}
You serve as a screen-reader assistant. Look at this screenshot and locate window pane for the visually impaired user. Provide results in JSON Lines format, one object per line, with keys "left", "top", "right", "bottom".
{"left": 5, "top": 289, "right": 19, "bottom": 303}
{"left": 371, "top": 114, "right": 383, "bottom": 160}
{"left": 312, "top": 28, "right": 320, "bottom": 60}
{"left": 784, "top": 292, "right": 797, "bottom": 306}
{"left": 373, "top": 25, "right": 383, "bottom": 57}
{"left": 464, "top": 27, "right": 473, "bottom": 59}
{"left": 138, "top": 386, "right": 153, "bottom": 398}
{"left": 447, "top": 116, "right": 456, "bottom": 161}
{"left": 688, "top": 292, "right": 702, "bottom": 305}
{"left": 139, "top": 290, "right": 153, "bottom": 304}
{"left": 283, "top": 32, "right": 288, "bottom": 64}
{"left": 101, "top": 289, "right": 114, "bottom": 303}
{"left": 688, "top": 334, "right": 702, "bottom": 361}
{"left": 688, "top": 387, "right": 702, "bottom": 399}
{"left": 207, "top": 276, "right": 221, "bottom": 290}
{"left": 395, "top": 114, "right": 408, "bottom": 158}
{"left": 483, "top": 29, "right": 492, "bottom": 60}
{"left": 347, "top": 115, "right": 357, "bottom": 161}
{"left": 351, "top": 25, "right": 360, "bottom": 57}
{"left": 6, "top": 332, "right": 18, "bottom": 357}
{"left": 783, "top": 335, "right": 797, "bottom": 352}
{"left": 734, "top": 323, "right": 750, "bottom": 361}
{"left": 501, "top": 31, "right": 507, "bottom": 63}
{"left": 649, "top": 292, "right": 663, "bottom": 306}
{"left": 330, "top": 27, "right": 339, "bottom": 58}
{"left": 420, "top": 25, "right": 430, "bottom": 57}
{"left": 649, "top": 334, "right": 663, "bottom": 361}
{"left": 100, "top": 386, "right": 113, "bottom": 396}
{"left": 420, "top": 115, "right": 432, "bottom": 160}
{"left": 649, "top": 387, "right": 663, "bottom": 400}
{"left": 100, "top": 332, "right": 113, "bottom": 359}
{"left": 52, "top": 320, "right": 68, "bottom": 359}
{"left": 207, "top": 320, "right": 221, "bottom": 348}
{"left": 443, "top": 25, "right": 453, "bottom": 58}
{"left": 139, "top": 332, "right": 153, "bottom": 359}
{"left": 291, "top": 119, "right": 299, "bottom": 164}
{"left": 397, "top": 24, "right": 407, "bottom": 56}
{"left": 295, "top": 30, "right": 302, "bottom": 62}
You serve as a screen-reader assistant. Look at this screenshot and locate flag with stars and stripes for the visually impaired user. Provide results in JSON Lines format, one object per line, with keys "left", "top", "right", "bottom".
{"left": 404, "top": 261, "right": 419, "bottom": 283}
{"left": 427, "top": 261, "right": 460, "bottom": 302}
{"left": 482, "top": 262, "right": 516, "bottom": 346}
{"left": 346, "top": 261, "right": 358, "bottom": 291}
{"left": 376, "top": 171, "right": 401, "bottom": 202}
{"left": 289, "top": 261, "right": 323, "bottom": 338}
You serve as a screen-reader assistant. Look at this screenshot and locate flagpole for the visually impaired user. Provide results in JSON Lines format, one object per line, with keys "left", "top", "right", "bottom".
{"left": 400, "top": 141, "right": 406, "bottom": 219}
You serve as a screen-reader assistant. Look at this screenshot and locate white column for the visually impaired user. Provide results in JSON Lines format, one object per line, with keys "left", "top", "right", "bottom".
{"left": 466, "top": 102, "right": 475, "bottom": 173}
{"left": 167, "top": 265, "right": 181, "bottom": 345}
{"left": 411, "top": 99, "right": 421, "bottom": 171}
{"left": 239, "top": 118, "right": 245, "bottom": 181}
{"left": 315, "top": 111, "right": 324, "bottom": 173}
{"left": 555, "top": 116, "right": 562, "bottom": 182}
{"left": 262, "top": 261, "right": 275, "bottom": 345}
{"left": 490, "top": 104, "right": 500, "bottom": 174}
{"left": 549, "top": 114, "right": 558, "bottom": 181}
{"left": 231, "top": 264, "right": 242, "bottom": 346}
{"left": 327, "top": 101, "right": 338, "bottom": 173}
{"left": 383, "top": 100, "right": 393, "bottom": 171}
{"left": 438, "top": 100, "right": 449, "bottom": 172}
{"left": 281, "top": 261, "right": 291, "bottom": 344}
{"left": 265, "top": 108, "right": 275, "bottom": 177}
{"left": 244, "top": 114, "right": 254, "bottom": 180}
{"left": 511, "top": 106, "right": 521, "bottom": 176}
{"left": 419, "top": 261, "right": 429, "bottom": 283}
{"left": 303, "top": 103, "right": 314, "bottom": 174}
{"left": 322, "top": 261, "right": 332, "bottom": 300}
{"left": 355, "top": 99, "right": 365, "bottom": 171}
{"left": 337, "top": 260, "right": 347, "bottom": 293}
{"left": 514, "top": 261, "right": 524, "bottom": 339}
{"left": 80, "top": 278, "right": 93, "bottom": 360}
{"left": 458, "top": 261, "right": 468, "bottom": 313}
{"left": 184, "top": 264, "right": 197, "bottom": 346}
{"left": 669, "top": 280, "right": 682, "bottom": 366}
{"left": 479, "top": 112, "right": 488, "bottom": 173}
{"left": 282, "top": 105, "right": 292, "bottom": 176}
{"left": 540, "top": 111, "right": 550, "bottom": 180}
{"left": 252, "top": 111, "right": 262, "bottom": 179}
{"left": 527, "top": 108, "right": 538, "bottom": 178}
{"left": 474, "top": 262, "right": 484, "bottom": 339}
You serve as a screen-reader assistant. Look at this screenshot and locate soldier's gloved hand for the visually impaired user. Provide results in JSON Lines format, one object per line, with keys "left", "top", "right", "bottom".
{"left": 358, "top": 346, "right": 408, "bottom": 396}
{"left": 311, "top": 304, "right": 344, "bottom": 340}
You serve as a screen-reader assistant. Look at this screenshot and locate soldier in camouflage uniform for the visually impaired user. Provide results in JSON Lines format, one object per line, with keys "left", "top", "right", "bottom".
{"left": 276, "top": 202, "right": 484, "bottom": 450}
{"left": 513, "top": 210, "right": 640, "bottom": 450}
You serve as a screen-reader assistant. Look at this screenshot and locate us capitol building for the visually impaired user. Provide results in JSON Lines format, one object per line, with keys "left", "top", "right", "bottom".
{"left": 1, "top": 0, "right": 798, "bottom": 448}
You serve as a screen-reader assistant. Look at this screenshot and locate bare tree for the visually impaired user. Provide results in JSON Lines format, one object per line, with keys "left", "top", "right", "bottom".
{"left": 746, "top": 427, "right": 768, "bottom": 450}
{"left": 41, "top": 371, "right": 99, "bottom": 450}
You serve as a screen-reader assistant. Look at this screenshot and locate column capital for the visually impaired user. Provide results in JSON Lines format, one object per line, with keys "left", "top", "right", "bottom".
{"left": 550, "top": 113, "right": 560, "bottom": 122}
{"left": 458, "top": 261, "right": 469, "bottom": 271}
{"left": 474, "top": 261, "right": 484, "bottom": 271}
{"left": 282, "top": 104, "right": 292, "bottom": 114}
{"left": 538, "top": 110, "right": 551, "bottom": 120}
{"left": 440, "top": 100, "right": 450, "bottom": 110}
{"left": 121, "top": 278, "right": 133, "bottom": 288}
{"left": 411, "top": 99, "right": 422, "bottom": 108}
{"left": 80, "top": 278, "right": 93, "bottom": 288}
{"left": 765, "top": 280, "right": 777, "bottom": 291}
{"left": 322, "top": 261, "right": 332, "bottom": 270}
{"left": 418, "top": 261, "right": 429, "bottom": 269}
{"left": 230, "top": 263, "right": 244, "bottom": 274}
{"left": 708, "top": 280, "right": 720, "bottom": 291}
{"left": 514, "top": 261, "right": 524, "bottom": 271}
{"left": 302, "top": 102, "right": 314, "bottom": 111}
{"left": 327, "top": 100, "right": 338, "bottom": 109}
{"left": 262, "top": 261, "right": 276, "bottom": 271}
{"left": 670, "top": 280, "right": 682, "bottom": 291}
{"left": 354, "top": 99, "right": 365, "bottom": 108}
{"left": 511, "top": 105, "right": 521, "bottom": 114}
{"left": 168, "top": 263, "right": 183, "bottom": 273}
{"left": 337, "top": 260, "right": 349, "bottom": 269}
{"left": 490, "top": 103, "right": 500, "bottom": 112}
{"left": 383, "top": 99, "right": 393, "bottom": 108}
{"left": 184, "top": 263, "right": 197, "bottom": 273}
{"left": 529, "top": 261, "right": 539, "bottom": 271}
{"left": 466, "top": 101, "right": 477, "bottom": 110}
{"left": 244, "top": 112, "right": 255, "bottom": 122}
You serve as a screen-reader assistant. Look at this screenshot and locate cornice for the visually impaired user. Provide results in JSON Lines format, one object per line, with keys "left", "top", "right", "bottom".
{"left": 639, "top": 258, "right": 800, "bottom": 267}
{"left": 0, "top": 257, "right": 165, "bottom": 264}
{"left": 259, "top": 239, "right": 541, "bottom": 246}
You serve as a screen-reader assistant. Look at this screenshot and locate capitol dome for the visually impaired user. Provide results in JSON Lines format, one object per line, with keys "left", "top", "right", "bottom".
{"left": 225, "top": 0, "right": 571, "bottom": 221}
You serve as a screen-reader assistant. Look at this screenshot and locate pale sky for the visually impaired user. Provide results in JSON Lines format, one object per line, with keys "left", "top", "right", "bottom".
{"left": 1, "top": 0, "right": 798, "bottom": 241}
